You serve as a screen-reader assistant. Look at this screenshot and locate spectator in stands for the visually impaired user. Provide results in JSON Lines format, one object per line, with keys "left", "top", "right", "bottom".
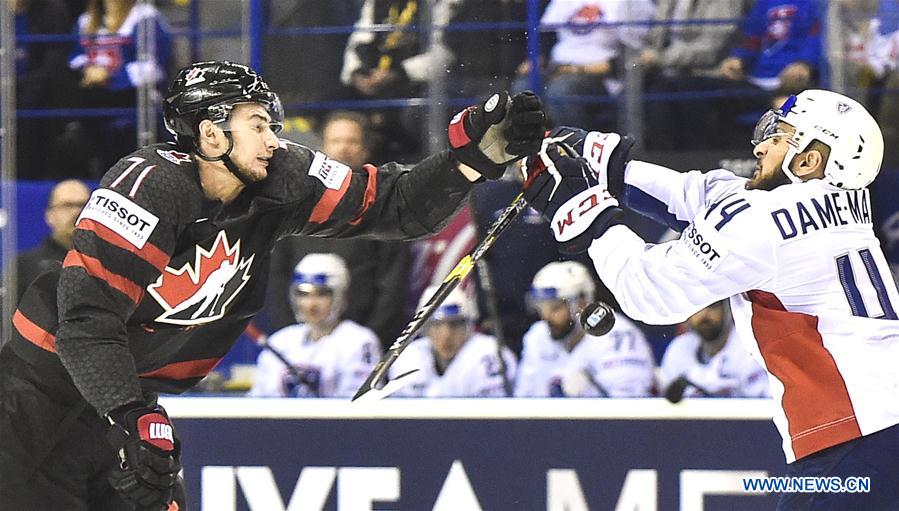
{"left": 444, "top": 0, "right": 529, "bottom": 96}
{"left": 249, "top": 254, "right": 381, "bottom": 398}
{"left": 11, "top": 0, "right": 75, "bottom": 180}
{"left": 15, "top": 180, "right": 90, "bottom": 302}
{"left": 660, "top": 301, "right": 770, "bottom": 400}
{"left": 861, "top": 0, "right": 899, "bottom": 169}
{"left": 516, "top": 261, "right": 655, "bottom": 397}
{"left": 646, "top": 0, "right": 824, "bottom": 150}
{"left": 389, "top": 285, "right": 516, "bottom": 397}
{"left": 266, "top": 0, "right": 358, "bottom": 105}
{"left": 640, "top": 0, "right": 744, "bottom": 149}
{"left": 267, "top": 111, "right": 411, "bottom": 348}
{"left": 340, "top": 0, "right": 460, "bottom": 161}
{"left": 513, "top": 0, "right": 654, "bottom": 130}
{"left": 68, "top": 0, "right": 171, "bottom": 174}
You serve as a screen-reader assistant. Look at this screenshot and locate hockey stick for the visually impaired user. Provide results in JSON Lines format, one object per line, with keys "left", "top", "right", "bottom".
{"left": 352, "top": 192, "right": 529, "bottom": 402}
{"left": 244, "top": 323, "right": 307, "bottom": 385}
{"left": 664, "top": 376, "right": 711, "bottom": 403}
{"left": 470, "top": 196, "right": 514, "bottom": 397}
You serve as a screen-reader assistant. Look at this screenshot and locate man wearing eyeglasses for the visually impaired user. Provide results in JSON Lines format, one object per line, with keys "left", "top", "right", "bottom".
{"left": 14, "top": 179, "right": 90, "bottom": 302}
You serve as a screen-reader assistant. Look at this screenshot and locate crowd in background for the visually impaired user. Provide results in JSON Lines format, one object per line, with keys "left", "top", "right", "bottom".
{"left": 9, "top": 0, "right": 899, "bottom": 398}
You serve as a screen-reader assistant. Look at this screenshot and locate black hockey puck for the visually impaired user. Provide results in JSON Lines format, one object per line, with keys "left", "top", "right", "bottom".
{"left": 579, "top": 301, "right": 615, "bottom": 336}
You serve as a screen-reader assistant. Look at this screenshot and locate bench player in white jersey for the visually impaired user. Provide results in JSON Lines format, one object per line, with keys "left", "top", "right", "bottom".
{"left": 516, "top": 260, "right": 655, "bottom": 397}
{"left": 249, "top": 254, "right": 380, "bottom": 397}
{"left": 389, "top": 285, "right": 517, "bottom": 397}
{"left": 660, "top": 300, "right": 769, "bottom": 400}
{"left": 522, "top": 89, "right": 899, "bottom": 509}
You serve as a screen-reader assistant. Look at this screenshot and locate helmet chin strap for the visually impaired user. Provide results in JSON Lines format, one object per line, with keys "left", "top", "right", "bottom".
{"left": 780, "top": 147, "right": 804, "bottom": 184}
{"left": 194, "top": 132, "right": 256, "bottom": 186}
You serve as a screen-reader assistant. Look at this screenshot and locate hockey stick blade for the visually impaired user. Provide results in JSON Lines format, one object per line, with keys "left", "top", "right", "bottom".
{"left": 352, "top": 192, "right": 528, "bottom": 402}
{"left": 352, "top": 369, "right": 420, "bottom": 403}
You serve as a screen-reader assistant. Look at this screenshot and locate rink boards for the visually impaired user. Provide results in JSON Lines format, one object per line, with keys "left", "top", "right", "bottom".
{"left": 161, "top": 397, "right": 784, "bottom": 511}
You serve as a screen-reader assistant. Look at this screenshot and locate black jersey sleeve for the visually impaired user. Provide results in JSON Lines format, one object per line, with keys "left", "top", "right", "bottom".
{"left": 266, "top": 141, "right": 473, "bottom": 240}
{"left": 55, "top": 146, "right": 202, "bottom": 414}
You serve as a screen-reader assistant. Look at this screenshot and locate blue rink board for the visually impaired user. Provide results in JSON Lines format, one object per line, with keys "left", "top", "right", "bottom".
{"left": 171, "top": 404, "right": 786, "bottom": 511}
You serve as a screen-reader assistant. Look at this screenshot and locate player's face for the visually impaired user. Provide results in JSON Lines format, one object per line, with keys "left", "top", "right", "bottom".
{"left": 322, "top": 119, "right": 368, "bottom": 170}
{"left": 687, "top": 302, "right": 726, "bottom": 342}
{"left": 295, "top": 288, "right": 335, "bottom": 327}
{"left": 747, "top": 122, "right": 794, "bottom": 191}
{"left": 537, "top": 299, "right": 575, "bottom": 339}
{"left": 224, "top": 103, "right": 280, "bottom": 182}
{"left": 428, "top": 319, "right": 468, "bottom": 361}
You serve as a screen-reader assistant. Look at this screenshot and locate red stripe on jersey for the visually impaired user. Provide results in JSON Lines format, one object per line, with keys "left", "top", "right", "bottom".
{"left": 77, "top": 218, "right": 170, "bottom": 271}
{"left": 140, "top": 357, "right": 221, "bottom": 380}
{"left": 63, "top": 251, "right": 145, "bottom": 304}
{"left": 309, "top": 170, "right": 351, "bottom": 223}
{"left": 12, "top": 310, "right": 57, "bottom": 352}
{"left": 747, "top": 290, "right": 861, "bottom": 460}
{"left": 350, "top": 164, "right": 379, "bottom": 226}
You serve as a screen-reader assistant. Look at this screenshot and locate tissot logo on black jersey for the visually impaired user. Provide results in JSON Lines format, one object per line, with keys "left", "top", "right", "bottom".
{"left": 147, "top": 231, "right": 255, "bottom": 325}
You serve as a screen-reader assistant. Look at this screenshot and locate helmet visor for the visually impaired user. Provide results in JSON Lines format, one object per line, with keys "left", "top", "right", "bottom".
{"left": 752, "top": 95, "right": 797, "bottom": 146}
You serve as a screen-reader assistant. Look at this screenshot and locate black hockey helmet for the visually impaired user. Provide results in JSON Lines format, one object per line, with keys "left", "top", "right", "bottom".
{"left": 163, "top": 61, "right": 283, "bottom": 147}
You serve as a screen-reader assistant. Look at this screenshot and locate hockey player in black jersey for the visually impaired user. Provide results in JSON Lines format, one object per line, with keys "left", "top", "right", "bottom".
{"left": 0, "top": 61, "right": 545, "bottom": 510}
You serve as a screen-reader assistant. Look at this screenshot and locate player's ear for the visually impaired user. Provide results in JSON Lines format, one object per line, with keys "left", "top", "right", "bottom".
{"left": 793, "top": 148, "right": 825, "bottom": 179}
{"left": 198, "top": 119, "right": 222, "bottom": 146}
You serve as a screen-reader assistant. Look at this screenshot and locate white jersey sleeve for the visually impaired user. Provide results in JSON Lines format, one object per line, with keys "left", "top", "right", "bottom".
{"left": 621, "top": 161, "right": 747, "bottom": 228}
{"left": 590, "top": 169, "right": 777, "bottom": 324}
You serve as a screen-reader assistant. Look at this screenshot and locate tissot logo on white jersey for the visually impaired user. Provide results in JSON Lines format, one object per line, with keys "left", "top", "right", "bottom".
{"left": 78, "top": 189, "right": 159, "bottom": 249}
{"left": 679, "top": 218, "right": 729, "bottom": 271}
{"left": 309, "top": 152, "right": 351, "bottom": 190}
{"left": 148, "top": 231, "right": 255, "bottom": 325}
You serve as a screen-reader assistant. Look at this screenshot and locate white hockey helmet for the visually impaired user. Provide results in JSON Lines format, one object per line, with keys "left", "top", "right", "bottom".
{"left": 290, "top": 253, "right": 350, "bottom": 323}
{"left": 530, "top": 261, "right": 595, "bottom": 304}
{"left": 752, "top": 89, "right": 884, "bottom": 189}
{"left": 417, "top": 285, "right": 477, "bottom": 324}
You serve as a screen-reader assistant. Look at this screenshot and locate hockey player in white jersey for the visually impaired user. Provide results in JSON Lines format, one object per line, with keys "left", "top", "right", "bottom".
{"left": 521, "top": 89, "right": 899, "bottom": 509}
{"left": 660, "top": 300, "right": 769, "bottom": 400}
{"left": 389, "top": 285, "right": 516, "bottom": 397}
{"left": 516, "top": 261, "right": 655, "bottom": 397}
{"left": 249, "top": 254, "right": 380, "bottom": 397}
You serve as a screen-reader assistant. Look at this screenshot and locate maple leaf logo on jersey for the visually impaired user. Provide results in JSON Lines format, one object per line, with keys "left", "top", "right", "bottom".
{"left": 147, "top": 231, "right": 254, "bottom": 325}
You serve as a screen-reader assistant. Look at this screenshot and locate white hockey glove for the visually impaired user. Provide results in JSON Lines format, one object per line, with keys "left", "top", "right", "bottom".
{"left": 522, "top": 131, "right": 633, "bottom": 254}
{"left": 449, "top": 91, "right": 546, "bottom": 179}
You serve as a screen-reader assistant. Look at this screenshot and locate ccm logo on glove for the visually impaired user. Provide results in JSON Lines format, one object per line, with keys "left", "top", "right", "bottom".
{"left": 552, "top": 188, "right": 617, "bottom": 242}
{"left": 138, "top": 413, "right": 175, "bottom": 450}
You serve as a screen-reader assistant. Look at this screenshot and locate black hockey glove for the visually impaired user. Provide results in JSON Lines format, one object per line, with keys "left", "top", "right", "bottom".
{"left": 106, "top": 402, "right": 182, "bottom": 511}
{"left": 449, "top": 90, "right": 545, "bottom": 179}
{"left": 537, "top": 126, "right": 631, "bottom": 196}
{"left": 521, "top": 132, "right": 634, "bottom": 254}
